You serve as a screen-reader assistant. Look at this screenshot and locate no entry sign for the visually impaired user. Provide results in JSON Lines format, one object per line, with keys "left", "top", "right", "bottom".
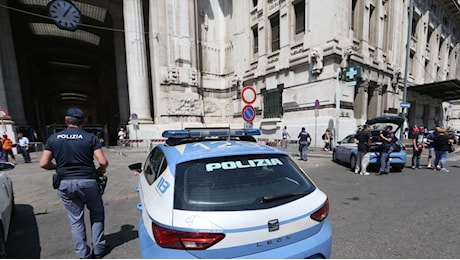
{"left": 242, "top": 86, "right": 256, "bottom": 104}
{"left": 242, "top": 105, "right": 256, "bottom": 122}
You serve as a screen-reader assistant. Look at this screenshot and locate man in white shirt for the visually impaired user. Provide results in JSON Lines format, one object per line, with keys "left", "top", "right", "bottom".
{"left": 18, "top": 132, "right": 31, "bottom": 163}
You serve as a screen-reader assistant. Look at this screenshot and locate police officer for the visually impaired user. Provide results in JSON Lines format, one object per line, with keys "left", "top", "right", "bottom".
{"left": 378, "top": 125, "right": 394, "bottom": 175}
{"left": 39, "top": 108, "right": 110, "bottom": 259}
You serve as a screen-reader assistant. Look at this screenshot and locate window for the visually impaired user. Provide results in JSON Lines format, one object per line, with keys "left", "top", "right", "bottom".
{"left": 368, "top": 4, "right": 376, "bottom": 46}
{"left": 351, "top": 0, "right": 358, "bottom": 31}
{"left": 252, "top": 26, "right": 258, "bottom": 55}
{"left": 174, "top": 154, "right": 316, "bottom": 211}
{"left": 252, "top": 0, "right": 258, "bottom": 8}
{"left": 294, "top": 1, "right": 305, "bottom": 35}
{"left": 263, "top": 85, "right": 283, "bottom": 118}
{"left": 270, "top": 15, "right": 280, "bottom": 52}
{"left": 143, "top": 147, "right": 167, "bottom": 185}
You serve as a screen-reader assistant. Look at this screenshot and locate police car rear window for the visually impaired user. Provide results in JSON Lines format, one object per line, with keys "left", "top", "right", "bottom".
{"left": 174, "top": 154, "right": 316, "bottom": 211}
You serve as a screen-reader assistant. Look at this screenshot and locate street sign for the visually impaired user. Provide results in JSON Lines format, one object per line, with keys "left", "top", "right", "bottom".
{"left": 346, "top": 81, "right": 357, "bottom": 86}
{"left": 241, "top": 105, "right": 256, "bottom": 122}
{"left": 131, "top": 113, "right": 138, "bottom": 120}
{"left": 0, "top": 109, "right": 7, "bottom": 118}
{"left": 400, "top": 102, "right": 411, "bottom": 108}
{"left": 241, "top": 86, "right": 256, "bottom": 104}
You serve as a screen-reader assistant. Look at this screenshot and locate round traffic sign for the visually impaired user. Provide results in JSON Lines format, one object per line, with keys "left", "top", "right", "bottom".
{"left": 242, "top": 86, "right": 256, "bottom": 104}
{"left": 241, "top": 105, "right": 256, "bottom": 122}
{"left": 0, "top": 109, "right": 7, "bottom": 118}
{"left": 131, "top": 113, "right": 138, "bottom": 120}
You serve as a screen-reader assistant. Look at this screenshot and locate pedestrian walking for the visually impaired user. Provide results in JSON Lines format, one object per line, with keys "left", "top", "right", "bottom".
{"left": 322, "top": 128, "right": 333, "bottom": 151}
{"left": 1, "top": 133, "right": 16, "bottom": 164}
{"left": 297, "top": 127, "right": 311, "bottom": 161}
{"left": 17, "top": 132, "right": 31, "bottom": 163}
{"left": 411, "top": 125, "right": 424, "bottom": 169}
{"left": 433, "top": 127, "right": 453, "bottom": 173}
{"left": 426, "top": 130, "right": 436, "bottom": 168}
{"left": 354, "top": 124, "right": 372, "bottom": 175}
{"left": 281, "top": 126, "right": 290, "bottom": 148}
{"left": 39, "top": 107, "right": 111, "bottom": 259}
{"left": 377, "top": 125, "right": 394, "bottom": 175}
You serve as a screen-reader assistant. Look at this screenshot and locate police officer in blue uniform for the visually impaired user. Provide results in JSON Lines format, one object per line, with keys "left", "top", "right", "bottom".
{"left": 39, "top": 108, "right": 110, "bottom": 259}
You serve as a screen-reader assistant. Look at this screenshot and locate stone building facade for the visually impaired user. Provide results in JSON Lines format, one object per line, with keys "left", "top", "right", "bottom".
{"left": 143, "top": 0, "right": 460, "bottom": 143}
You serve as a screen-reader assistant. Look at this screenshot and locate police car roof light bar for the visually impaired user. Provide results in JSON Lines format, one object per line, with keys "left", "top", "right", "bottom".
{"left": 162, "top": 128, "right": 261, "bottom": 138}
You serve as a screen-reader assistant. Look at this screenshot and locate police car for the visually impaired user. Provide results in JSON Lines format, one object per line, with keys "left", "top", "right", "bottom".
{"left": 129, "top": 128, "right": 332, "bottom": 258}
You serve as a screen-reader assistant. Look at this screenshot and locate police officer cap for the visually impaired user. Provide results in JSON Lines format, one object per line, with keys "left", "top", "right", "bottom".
{"left": 66, "top": 107, "right": 85, "bottom": 119}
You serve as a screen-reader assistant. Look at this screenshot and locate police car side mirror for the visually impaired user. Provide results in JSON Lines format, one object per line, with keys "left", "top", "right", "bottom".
{"left": 128, "top": 163, "right": 142, "bottom": 173}
{"left": 0, "top": 162, "right": 15, "bottom": 171}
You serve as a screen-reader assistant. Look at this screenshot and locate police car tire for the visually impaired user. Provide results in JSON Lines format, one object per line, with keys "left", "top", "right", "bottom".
{"left": 0, "top": 225, "right": 6, "bottom": 258}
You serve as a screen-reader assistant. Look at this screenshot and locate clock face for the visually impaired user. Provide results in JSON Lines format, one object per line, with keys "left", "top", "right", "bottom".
{"left": 48, "top": 0, "right": 81, "bottom": 31}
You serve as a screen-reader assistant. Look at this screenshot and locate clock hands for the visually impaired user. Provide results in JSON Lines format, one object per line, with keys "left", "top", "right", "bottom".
{"left": 63, "top": 5, "right": 72, "bottom": 18}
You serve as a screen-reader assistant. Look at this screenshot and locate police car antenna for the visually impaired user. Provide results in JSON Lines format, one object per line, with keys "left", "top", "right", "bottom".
{"left": 226, "top": 124, "right": 231, "bottom": 146}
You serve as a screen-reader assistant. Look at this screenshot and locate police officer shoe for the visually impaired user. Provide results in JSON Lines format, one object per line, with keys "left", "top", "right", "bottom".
{"left": 92, "top": 245, "right": 112, "bottom": 259}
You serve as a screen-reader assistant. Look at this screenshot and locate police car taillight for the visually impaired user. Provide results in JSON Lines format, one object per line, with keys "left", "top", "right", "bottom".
{"left": 310, "top": 199, "right": 329, "bottom": 222}
{"left": 152, "top": 222, "right": 225, "bottom": 250}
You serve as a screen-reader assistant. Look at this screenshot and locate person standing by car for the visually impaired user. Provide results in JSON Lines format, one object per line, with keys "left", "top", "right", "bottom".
{"left": 378, "top": 125, "right": 394, "bottom": 175}
{"left": 411, "top": 125, "right": 425, "bottom": 169}
{"left": 39, "top": 107, "right": 111, "bottom": 259}
{"left": 17, "top": 132, "right": 31, "bottom": 163}
{"left": 433, "top": 127, "right": 453, "bottom": 173}
{"left": 354, "top": 124, "right": 372, "bottom": 175}
{"left": 426, "top": 129, "right": 436, "bottom": 168}
{"left": 298, "top": 127, "right": 311, "bottom": 161}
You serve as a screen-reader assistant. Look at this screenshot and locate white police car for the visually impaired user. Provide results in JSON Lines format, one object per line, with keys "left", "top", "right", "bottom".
{"left": 129, "top": 128, "right": 331, "bottom": 258}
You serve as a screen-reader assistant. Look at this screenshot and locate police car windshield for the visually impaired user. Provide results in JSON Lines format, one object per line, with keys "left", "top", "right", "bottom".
{"left": 174, "top": 154, "right": 316, "bottom": 211}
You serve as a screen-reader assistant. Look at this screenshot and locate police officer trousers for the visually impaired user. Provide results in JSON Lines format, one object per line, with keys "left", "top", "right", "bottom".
{"left": 58, "top": 179, "right": 106, "bottom": 259}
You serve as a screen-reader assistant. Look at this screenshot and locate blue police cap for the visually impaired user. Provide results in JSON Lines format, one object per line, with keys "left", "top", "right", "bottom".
{"left": 66, "top": 107, "right": 85, "bottom": 119}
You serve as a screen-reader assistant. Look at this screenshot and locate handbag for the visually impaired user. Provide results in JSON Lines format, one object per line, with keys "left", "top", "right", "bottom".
{"left": 449, "top": 144, "right": 455, "bottom": 153}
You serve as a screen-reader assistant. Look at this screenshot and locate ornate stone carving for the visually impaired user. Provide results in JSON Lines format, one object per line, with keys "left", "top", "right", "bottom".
{"left": 168, "top": 98, "right": 202, "bottom": 115}
{"left": 311, "top": 49, "right": 323, "bottom": 75}
{"left": 341, "top": 47, "right": 353, "bottom": 69}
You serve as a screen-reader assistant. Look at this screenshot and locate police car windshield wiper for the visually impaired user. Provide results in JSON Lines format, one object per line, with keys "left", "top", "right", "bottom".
{"left": 261, "top": 192, "right": 308, "bottom": 203}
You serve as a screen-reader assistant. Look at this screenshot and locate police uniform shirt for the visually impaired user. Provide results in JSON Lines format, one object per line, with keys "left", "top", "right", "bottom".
{"left": 381, "top": 131, "right": 395, "bottom": 150}
{"left": 44, "top": 127, "right": 102, "bottom": 178}
{"left": 298, "top": 131, "right": 310, "bottom": 144}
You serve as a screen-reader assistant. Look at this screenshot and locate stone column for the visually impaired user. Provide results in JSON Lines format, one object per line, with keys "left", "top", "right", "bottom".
{"left": 0, "top": 0, "right": 27, "bottom": 126}
{"left": 360, "top": 79, "right": 369, "bottom": 123}
{"left": 123, "top": 0, "right": 152, "bottom": 123}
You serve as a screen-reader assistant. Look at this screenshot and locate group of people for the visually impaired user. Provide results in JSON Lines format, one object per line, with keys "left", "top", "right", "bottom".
{"left": 411, "top": 125, "right": 454, "bottom": 173}
{"left": 0, "top": 132, "right": 31, "bottom": 164}
{"left": 353, "top": 124, "right": 395, "bottom": 176}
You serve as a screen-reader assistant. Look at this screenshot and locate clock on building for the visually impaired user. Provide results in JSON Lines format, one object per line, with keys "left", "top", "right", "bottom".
{"left": 47, "top": 0, "right": 81, "bottom": 31}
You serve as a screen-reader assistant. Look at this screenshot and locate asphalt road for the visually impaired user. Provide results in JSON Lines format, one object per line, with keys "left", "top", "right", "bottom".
{"left": 5, "top": 146, "right": 460, "bottom": 258}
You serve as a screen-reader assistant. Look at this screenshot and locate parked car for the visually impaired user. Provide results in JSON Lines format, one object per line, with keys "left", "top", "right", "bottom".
{"left": 129, "top": 128, "right": 332, "bottom": 258}
{"left": 333, "top": 116, "right": 407, "bottom": 172}
{"left": 0, "top": 162, "right": 15, "bottom": 258}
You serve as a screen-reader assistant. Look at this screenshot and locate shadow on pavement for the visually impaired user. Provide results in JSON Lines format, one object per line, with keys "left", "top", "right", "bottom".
{"left": 106, "top": 224, "right": 138, "bottom": 248}
{"left": 7, "top": 204, "right": 41, "bottom": 258}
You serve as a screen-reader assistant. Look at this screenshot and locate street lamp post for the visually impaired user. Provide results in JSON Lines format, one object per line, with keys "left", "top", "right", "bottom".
{"left": 401, "top": 0, "right": 414, "bottom": 140}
